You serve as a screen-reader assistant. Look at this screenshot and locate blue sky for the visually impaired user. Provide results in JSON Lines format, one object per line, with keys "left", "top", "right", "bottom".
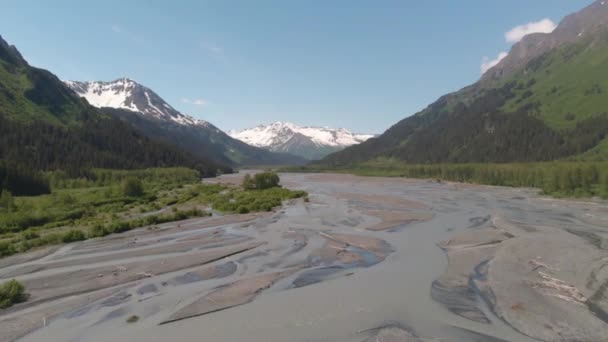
{"left": 0, "top": 0, "right": 592, "bottom": 133}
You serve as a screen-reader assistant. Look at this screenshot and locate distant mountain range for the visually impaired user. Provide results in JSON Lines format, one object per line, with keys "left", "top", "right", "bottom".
{"left": 320, "top": 0, "right": 608, "bottom": 166}
{"left": 65, "top": 79, "right": 305, "bottom": 167}
{"left": 229, "top": 122, "right": 373, "bottom": 160}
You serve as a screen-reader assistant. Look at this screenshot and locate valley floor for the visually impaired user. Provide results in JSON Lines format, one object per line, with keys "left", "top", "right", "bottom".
{"left": 1, "top": 173, "right": 608, "bottom": 341}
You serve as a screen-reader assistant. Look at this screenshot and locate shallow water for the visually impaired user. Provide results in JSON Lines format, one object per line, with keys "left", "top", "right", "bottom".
{"left": 9, "top": 173, "right": 608, "bottom": 342}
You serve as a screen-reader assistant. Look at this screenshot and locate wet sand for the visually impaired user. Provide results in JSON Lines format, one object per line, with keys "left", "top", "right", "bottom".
{"left": 1, "top": 172, "right": 608, "bottom": 342}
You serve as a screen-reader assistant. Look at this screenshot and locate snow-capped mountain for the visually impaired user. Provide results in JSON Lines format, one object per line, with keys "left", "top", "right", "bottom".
{"left": 64, "top": 78, "right": 305, "bottom": 166}
{"left": 229, "top": 122, "right": 374, "bottom": 160}
{"left": 65, "top": 78, "right": 206, "bottom": 127}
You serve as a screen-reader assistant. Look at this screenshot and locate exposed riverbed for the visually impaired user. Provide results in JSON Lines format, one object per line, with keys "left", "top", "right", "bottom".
{"left": 1, "top": 173, "right": 607, "bottom": 342}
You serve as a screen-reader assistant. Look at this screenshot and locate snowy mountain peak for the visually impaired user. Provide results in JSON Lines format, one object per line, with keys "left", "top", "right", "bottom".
{"left": 65, "top": 78, "right": 207, "bottom": 127}
{"left": 229, "top": 122, "right": 374, "bottom": 160}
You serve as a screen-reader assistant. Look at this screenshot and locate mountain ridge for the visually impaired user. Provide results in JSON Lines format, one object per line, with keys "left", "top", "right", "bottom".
{"left": 229, "top": 122, "right": 373, "bottom": 160}
{"left": 65, "top": 78, "right": 204, "bottom": 126}
{"left": 319, "top": 0, "right": 608, "bottom": 166}
{"left": 0, "top": 35, "right": 230, "bottom": 177}
{"left": 65, "top": 79, "right": 306, "bottom": 166}
{"left": 482, "top": 0, "right": 608, "bottom": 82}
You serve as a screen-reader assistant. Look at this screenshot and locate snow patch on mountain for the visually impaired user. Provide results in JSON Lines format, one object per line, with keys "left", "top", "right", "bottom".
{"left": 230, "top": 122, "right": 373, "bottom": 148}
{"left": 229, "top": 122, "right": 374, "bottom": 159}
{"left": 64, "top": 78, "right": 138, "bottom": 112}
{"left": 64, "top": 78, "right": 207, "bottom": 127}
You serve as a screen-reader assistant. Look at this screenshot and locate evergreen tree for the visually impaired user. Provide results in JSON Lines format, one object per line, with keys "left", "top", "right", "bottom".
{"left": 602, "top": 173, "right": 608, "bottom": 199}
{"left": 0, "top": 189, "right": 15, "bottom": 211}
{"left": 242, "top": 174, "right": 253, "bottom": 190}
{"left": 122, "top": 178, "right": 144, "bottom": 197}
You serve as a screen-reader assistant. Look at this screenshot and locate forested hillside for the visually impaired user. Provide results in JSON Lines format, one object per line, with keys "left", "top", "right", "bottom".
{"left": 320, "top": 0, "right": 608, "bottom": 166}
{"left": 0, "top": 34, "right": 230, "bottom": 190}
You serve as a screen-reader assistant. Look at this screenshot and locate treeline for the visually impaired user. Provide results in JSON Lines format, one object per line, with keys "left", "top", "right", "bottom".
{"left": 0, "top": 115, "right": 231, "bottom": 179}
{"left": 0, "top": 160, "right": 50, "bottom": 196}
{"left": 336, "top": 161, "right": 608, "bottom": 198}
{"left": 47, "top": 167, "right": 200, "bottom": 189}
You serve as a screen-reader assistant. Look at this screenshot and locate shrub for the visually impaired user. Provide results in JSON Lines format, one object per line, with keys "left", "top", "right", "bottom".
{"left": 242, "top": 172, "right": 280, "bottom": 190}
{"left": 242, "top": 174, "right": 253, "bottom": 190}
{"left": 256, "top": 172, "right": 280, "bottom": 190}
{"left": 602, "top": 174, "right": 608, "bottom": 199}
{"left": 61, "top": 230, "right": 86, "bottom": 243}
{"left": 21, "top": 230, "right": 39, "bottom": 240}
{"left": 0, "top": 241, "right": 16, "bottom": 257}
{"left": 36, "top": 232, "right": 63, "bottom": 246}
{"left": 0, "top": 279, "right": 26, "bottom": 309}
{"left": 122, "top": 178, "right": 144, "bottom": 197}
{"left": 0, "top": 189, "right": 15, "bottom": 211}
{"left": 89, "top": 223, "right": 109, "bottom": 238}
{"left": 109, "top": 220, "right": 131, "bottom": 234}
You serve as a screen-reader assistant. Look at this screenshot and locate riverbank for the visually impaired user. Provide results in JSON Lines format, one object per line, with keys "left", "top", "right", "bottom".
{"left": 284, "top": 160, "right": 608, "bottom": 199}
{"left": 0, "top": 168, "right": 305, "bottom": 258}
{"left": 1, "top": 172, "right": 607, "bottom": 341}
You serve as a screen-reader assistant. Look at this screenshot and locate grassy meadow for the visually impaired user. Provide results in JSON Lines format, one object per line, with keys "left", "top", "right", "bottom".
{"left": 0, "top": 168, "right": 306, "bottom": 257}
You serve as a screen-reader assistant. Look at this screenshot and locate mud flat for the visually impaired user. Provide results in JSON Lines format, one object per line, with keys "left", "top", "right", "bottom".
{"left": 1, "top": 172, "right": 608, "bottom": 342}
{"left": 432, "top": 210, "right": 608, "bottom": 341}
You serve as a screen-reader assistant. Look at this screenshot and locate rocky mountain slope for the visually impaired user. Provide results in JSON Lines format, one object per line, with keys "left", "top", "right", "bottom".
{"left": 65, "top": 80, "right": 305, "bottom": 166}
{"left": 320, "top": 0, "right": 608, "bottom": 166}
{"left": 65, "top": 78, "right": 201, "bottom": 126}
{"left": 230, "top": 122, "right": 373, "bottom": 160}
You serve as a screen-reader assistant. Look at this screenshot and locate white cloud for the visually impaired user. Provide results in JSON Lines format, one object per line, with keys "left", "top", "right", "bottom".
{"left": 481, "top": 51, "right": 508, "bottom": 74}
{"left": 181, "top": 98, "right": 208, "bottom": 106}
{"left": 200, "top": 41, "right": 224, "bottom": 59}
{"left": 111, "top": 24, "right": 122, "bottom": 33}
{"left": 480, "top": 18, "right": 557, "bottom": 74}
{"left": 505, "top": 18, "right": 556, "bottom": 43}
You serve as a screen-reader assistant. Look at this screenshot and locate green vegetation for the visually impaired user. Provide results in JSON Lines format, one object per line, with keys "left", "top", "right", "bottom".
{"left": 0, "top": 189, "right": 15, "bottom": 211}
{"left": 0, "top": 169, "right": 306, "bottom": 258}
{"left": 0, "top": 168, "right": 206, "bottom": 256}
{"left": 290, "top": 160, "right": 608, "bottom": 199}
{"left": 199, "top": 185, "right": 306, "bottom": 214}
{"left": 320, "top": 78, "right": 608, "bottom": 166}
{"left": 122, "top": 178, "right": 144, "bottom": 197}
{"left": 47, "top": 167, "right": 200, "bottom": 189}
{"left": 61, "top": 230, "right": 86, "bottom": 243}
{"left": 0, "top": 36, "right": 230, "bottom": 178}
{"left": 175, "top": 172, "right": 305, "bottom": 214}
{"left": 500, "top": 37, "right": 608, "bottom": 130}
{"left": 242, "top": 172, "right": 281, "bottom": 190}
{"left": 88, "top": 208, "right": 210, "bottom": 238}
{"left": 0, "top": 279, "right": 26, "bottom": 309}
{"left": 319, "top": 21, "right": 608, "bottom": 167}
{"left": 0, "top": 160, "right": 50, "bottom": 196}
